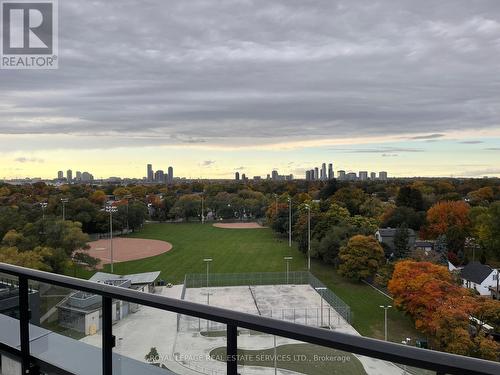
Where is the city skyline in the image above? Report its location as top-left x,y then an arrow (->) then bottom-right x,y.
3,147 -> 500,181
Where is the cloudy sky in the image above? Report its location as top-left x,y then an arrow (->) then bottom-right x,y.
1,0 -> 500,179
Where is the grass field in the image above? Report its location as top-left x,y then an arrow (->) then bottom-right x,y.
210,343 -> 367,375
76,223 -> 422,343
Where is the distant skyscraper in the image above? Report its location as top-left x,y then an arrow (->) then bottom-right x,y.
328,163 -> 334,180
305,170 -> 311,181
379,171 -> 388,180
66,169 -> 72,183
370,172 -> 377,180
57,171 -> 63,179
167,166 -> 173,184
81,172 -> 93,182
147,164 -> 154,182
314,167 -> 319,181
75,171 -> 82,181
155,170 -> 164,183
242,173 -> 247,181
321,163 -> 327,181
347,172 -> 357,180
359,171 -> 368,181
337,170 -> 346,180
272,170 -> 278,181
235,172 -> 240,181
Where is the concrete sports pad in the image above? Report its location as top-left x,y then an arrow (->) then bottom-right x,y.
85,238 -> 172,268
212,222 -> 265,229
179,285 -> 348,333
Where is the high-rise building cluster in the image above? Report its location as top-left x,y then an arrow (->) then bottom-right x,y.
305,162 -> 334,181
57,169 -> 94,183
147,164 -> 174,184
270,170 -> 293,181
235,169 -> 293,181
336,170 -> 388,181
305,163 -> 388,181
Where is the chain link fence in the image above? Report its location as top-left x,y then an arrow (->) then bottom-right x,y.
178,271 -> 351,332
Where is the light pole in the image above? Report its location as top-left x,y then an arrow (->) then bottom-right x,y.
40,202 -> 48,220
304,204 -> 311,271
203,258 -> 213,288
39,202 -> 48,236
60,198 -> 69,221
124,194 -> 132,233
205,290 -> 213,332
105,205 -> 118,273
201,193 -> 205,224
379,305 -> 392,341
315,287 -> 327,327
287,197 -> 292,247
204,258 -> 213,332
284,256 -> 293,284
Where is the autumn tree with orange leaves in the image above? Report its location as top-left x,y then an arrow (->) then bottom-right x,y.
388,260 -> 464,331
424,200 -> 470,239
389,260 -> 500,360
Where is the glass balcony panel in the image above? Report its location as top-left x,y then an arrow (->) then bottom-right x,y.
0,271 -> 21,373
110,284 -> 184,375
29,281 -> 103,375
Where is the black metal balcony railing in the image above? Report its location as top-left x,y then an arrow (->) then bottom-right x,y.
1,262 -> 499,375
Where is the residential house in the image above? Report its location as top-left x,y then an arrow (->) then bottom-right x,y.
460,262 -> 499,297
375,227 -> 416,253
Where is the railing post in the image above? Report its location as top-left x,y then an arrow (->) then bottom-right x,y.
102,296 -> 115,375
227,324 -> 238,375
19,276 -> 32,375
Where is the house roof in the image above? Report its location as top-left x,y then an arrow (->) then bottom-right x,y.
460,262 -> 494,284
415,240 -> 434,248
377,228 -> 416,237
89,271 -> 160,285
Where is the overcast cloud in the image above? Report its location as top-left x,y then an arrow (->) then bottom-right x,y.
1,0 -> 500,150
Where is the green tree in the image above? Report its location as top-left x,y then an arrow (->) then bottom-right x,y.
72,251 -> 99,270
338,235 -> 385,280
393,223 -> 410,259
381,206 -> 425,231
170,194 -> 201,221
435,235 -> 449,265
471,202 -> 500,260
396,186 -> 424,211
332,187 -> 368,215
0,246 -> 53,271
315,225 -> 353,265
145,347 -> 160,363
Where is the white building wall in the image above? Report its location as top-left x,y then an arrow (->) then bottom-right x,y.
84,310 -> 100,335
462,271 -> 498,296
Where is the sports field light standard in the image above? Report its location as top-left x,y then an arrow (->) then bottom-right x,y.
380,305 -> 392,341
303,203 -> 311,271
105,205 -> 118,273
60,198 -> 69,221
284,256 -> 293,284
287,197 -> 292,247
40,202 -> 48,220
203,258 -> 213,288
315,287 -> 327,327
